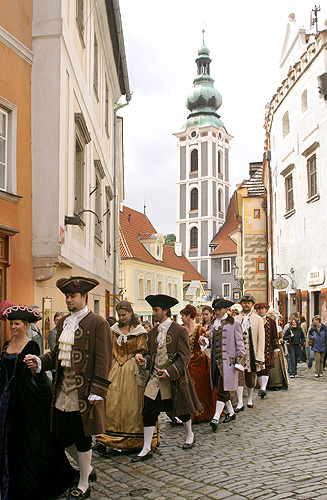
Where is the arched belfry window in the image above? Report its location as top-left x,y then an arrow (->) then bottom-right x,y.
218,150 -> 223,175
190,149 -> 198,172
218,189 -> 223,213
190,227 -> 198,249
282,111 -> 290,138
190,188 -> 198,210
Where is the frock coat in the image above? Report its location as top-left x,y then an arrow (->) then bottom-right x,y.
40,310 -> 112,437
209,315 -> 246,392
144,321 -> 201,417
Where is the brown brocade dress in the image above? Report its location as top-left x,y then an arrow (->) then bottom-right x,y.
188,324 -> 217,423
95,324 -> 159,450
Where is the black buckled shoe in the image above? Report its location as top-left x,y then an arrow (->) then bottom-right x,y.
210,418 -> 219,431
131,450 -> 153,463
258,390 -> 262,397
260,390 -> 266,399
234,406 -> 244,413
247,403 -> 254,408
182,436 -> 195,450
67,487 -> 91,499
223,413 -> 236,423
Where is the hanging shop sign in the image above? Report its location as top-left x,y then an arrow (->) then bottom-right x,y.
272,276 -> 289,290
307,266 -> 325,287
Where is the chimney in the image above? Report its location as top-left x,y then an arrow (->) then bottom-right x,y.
249,162 -> 262,177
175,242 -> 183,257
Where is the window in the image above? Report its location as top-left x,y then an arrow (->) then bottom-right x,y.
76,0 -> 84,39
174,283 -> 178,298
301,90 -> 308,113
0,109 -> 8,191
307,155 -> 317,199
218,189 -> 223,213
217,150 -> 223,176
105,78 -> 109,135
282,111 -> 290,138
256,259 -> 266,273
222,258 -> 231,274
285,174 -> 294,212
157,280 -> 162,294
254,209 -> 261,219
94,170 -> 102,241
146,279 -> 152,296
168,282 -> 172,296
93,32 -> 99,98
74,113 -> 91,217
190,149 -> 198,172
94,299 -> 100,314
105,191 -> 111,255
190,188 -> 198,210
138,278 -> 144,299
222,283 -> 231,299
190,227 -> 198,249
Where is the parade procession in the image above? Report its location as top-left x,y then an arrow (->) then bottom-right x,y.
1,0 -> 327,499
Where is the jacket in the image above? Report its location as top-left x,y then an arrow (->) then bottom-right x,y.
144,321 -> 200,417
40,310 -> 112,437
283,327 -> 305,347
308,324 -> 327,352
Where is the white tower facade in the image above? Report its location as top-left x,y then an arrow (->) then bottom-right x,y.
174,37 -> 232,292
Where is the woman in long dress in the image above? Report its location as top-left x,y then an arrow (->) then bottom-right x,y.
267,312 -> 288,389
0,303 -> 76,500
181,304 -> 216,423
95,301 -> 159,451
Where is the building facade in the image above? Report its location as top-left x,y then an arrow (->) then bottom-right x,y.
0,1 -> 35,342
31,0 -> 131,339
235,163 -> 267,303
174,36 -> 232,294
264,14 -> 327,323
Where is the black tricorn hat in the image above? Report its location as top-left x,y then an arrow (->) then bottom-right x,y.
212,298 -> 234,309
56,276 -> 99,294
145,294 -> 179,309
3,306 -> 42,323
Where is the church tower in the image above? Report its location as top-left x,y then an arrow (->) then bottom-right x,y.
174,33 -> 232,293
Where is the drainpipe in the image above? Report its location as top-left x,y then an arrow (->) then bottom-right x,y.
265,150 -> 274,304
113,101 -> 129,296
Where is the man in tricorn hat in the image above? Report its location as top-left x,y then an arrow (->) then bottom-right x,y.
132,294 -> 200,462
199,298 -> 245,431
234,294 -> 265,410
25,276 -> 112,500
254,302 -> 279,398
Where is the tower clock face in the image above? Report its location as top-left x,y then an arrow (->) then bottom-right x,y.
190,130 -> 197,138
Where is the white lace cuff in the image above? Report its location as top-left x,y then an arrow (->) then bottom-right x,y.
235,363 -> 244,371
35,356 -> 42,373
88,393 -> 102,401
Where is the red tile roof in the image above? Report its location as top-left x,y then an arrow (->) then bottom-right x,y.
120,205 -> 206,282
210,193 -> 241,256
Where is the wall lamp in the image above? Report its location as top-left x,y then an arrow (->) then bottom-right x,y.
64,209 -> 102,228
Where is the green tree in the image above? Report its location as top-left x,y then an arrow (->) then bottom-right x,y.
164,233 -> 176,246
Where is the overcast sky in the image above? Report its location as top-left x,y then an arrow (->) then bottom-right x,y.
118,0 -> 326,235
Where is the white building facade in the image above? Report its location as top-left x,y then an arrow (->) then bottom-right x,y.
265,14 -> 327,322
31,0 -> 131,324
174,38 -> 232,294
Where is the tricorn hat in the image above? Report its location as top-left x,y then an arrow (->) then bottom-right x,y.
212,298 -> 234,309
145,294 -> 179,309
56,276 -> 99,294
239,293 -> 256,304
254,302 -> 269,310
3,305 -> 42,323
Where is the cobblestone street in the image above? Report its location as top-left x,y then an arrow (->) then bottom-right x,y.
59,363 -> 327,500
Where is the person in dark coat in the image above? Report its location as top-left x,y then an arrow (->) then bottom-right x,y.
0,302 -> 76,500
132,294 -> 200,462
308,315 -> 327,377
24,276 -> 112,500
254,303 -> 280,398
283,318 -> 305,378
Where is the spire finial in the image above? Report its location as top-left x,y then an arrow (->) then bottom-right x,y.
202,25 -> 205,45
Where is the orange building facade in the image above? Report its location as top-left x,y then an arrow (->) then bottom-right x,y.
0,1 -> 35,342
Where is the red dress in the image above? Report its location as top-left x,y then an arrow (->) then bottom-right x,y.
188,325 -> 217,423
